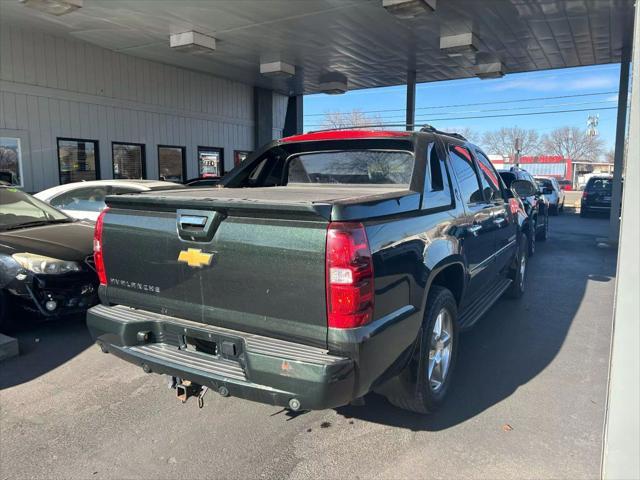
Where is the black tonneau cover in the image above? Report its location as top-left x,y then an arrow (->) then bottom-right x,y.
106,185 -> 421,221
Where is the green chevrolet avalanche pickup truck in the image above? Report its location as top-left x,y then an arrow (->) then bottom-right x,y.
87,128 -> 535,414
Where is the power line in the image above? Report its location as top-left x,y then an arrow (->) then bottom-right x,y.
305,106 -> 619,128
303,90 -> 619,117
367,99 -> 617,121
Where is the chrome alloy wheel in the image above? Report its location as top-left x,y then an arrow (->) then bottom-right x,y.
428,309 -> 453,392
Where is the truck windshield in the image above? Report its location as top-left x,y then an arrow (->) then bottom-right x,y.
287,150 -> 414,186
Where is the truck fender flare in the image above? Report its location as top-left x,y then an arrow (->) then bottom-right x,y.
419,255 -> 467,321
385,256 -> 466,381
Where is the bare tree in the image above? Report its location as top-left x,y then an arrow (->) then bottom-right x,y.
455,127 -> 480,144
321,109 -> 384,130
541,126 -> 604,162
481,127 -> 541,158
605,148 -> 615,163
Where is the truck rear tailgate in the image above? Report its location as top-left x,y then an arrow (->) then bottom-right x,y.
101,205 -> 329,348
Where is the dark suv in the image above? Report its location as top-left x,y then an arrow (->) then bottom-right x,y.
499,167 -> 549,255
581,175 -> 613,217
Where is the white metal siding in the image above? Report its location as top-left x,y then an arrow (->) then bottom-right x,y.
0,25 -> 286,192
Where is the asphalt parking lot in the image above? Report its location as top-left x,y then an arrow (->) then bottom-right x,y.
0,212 -> 617,480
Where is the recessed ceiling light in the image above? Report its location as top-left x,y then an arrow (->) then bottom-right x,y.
170,31 -> 216,55
440,33 -> 479,58
260,61 -> 296,78
382,0 -> 436,19
474,62 -> 505,79
19,0 -> 82,16
319,72 -> 348,95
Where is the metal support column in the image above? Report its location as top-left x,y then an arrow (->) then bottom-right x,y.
608,53 -> 631,242
406,70 -> 416,131
602,4 -> 640,479
254,87 -> 274,149
283,95 -> 303,137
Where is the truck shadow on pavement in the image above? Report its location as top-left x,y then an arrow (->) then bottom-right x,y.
336,214 -> 616,431
0,315 -> 92,390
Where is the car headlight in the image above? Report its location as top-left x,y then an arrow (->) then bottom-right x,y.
11,253 -> 82,275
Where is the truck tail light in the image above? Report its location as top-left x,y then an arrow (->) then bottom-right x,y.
94,207 -> 109,286
326,222 -> 374,329
582,190 -> 589,199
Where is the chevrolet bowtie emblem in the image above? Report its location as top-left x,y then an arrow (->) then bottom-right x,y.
178,248 -> 213,268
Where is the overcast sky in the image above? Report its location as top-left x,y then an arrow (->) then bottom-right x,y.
304,64 -> 623,151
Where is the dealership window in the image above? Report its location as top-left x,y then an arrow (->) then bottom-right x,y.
112,142 -> 145,179
234,150 -> 252,167
0,137 -> 23,186
158,145 -> 186,182
198,147 -> 224,178
57,138 -> 100,185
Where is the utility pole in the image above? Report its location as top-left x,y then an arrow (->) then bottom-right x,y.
406,70 -> 416,131
514,137 -> 521,167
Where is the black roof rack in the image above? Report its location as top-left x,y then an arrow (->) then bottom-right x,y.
419,124 -> 467,141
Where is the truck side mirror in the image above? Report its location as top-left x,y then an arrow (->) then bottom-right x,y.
511,179 -> 536,198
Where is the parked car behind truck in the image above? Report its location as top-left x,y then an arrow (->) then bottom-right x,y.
581,175 -> 614,217
87,128 -> 536,414
35,180 -> 185,222
1,186 -> 98,330
499,167 -> 549,255
535,176 -> 565,215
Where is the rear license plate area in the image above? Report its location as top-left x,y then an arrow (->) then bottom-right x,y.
163,323 -> 244,362
184,336 -> 217,355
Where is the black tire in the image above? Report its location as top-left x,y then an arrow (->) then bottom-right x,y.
507,236 -> 528,299
559,201 -> 564,213
580,208 -> 588,218
550,203 -> 559,216
536,213 -> 548,241
387,286 -> 459,414
0,291 -> 10,333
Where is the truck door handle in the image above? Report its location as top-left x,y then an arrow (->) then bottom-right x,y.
493,217 -> 506,226
467,224 -> 482,236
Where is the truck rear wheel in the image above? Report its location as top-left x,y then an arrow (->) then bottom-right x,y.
387,286 -> 458,414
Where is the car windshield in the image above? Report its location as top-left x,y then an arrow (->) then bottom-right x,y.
0,187 -> 71,231
536,178 -> 553,189
287,150 -> 414,186
588,178 -> 612,191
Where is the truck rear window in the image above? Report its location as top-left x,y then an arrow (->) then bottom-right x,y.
287,150 -> 414,186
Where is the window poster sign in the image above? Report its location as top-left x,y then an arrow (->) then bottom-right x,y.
198,147 -> 223,178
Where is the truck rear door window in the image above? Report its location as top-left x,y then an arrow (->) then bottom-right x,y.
449,146 -> 484,204
287,150 -> 414,186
